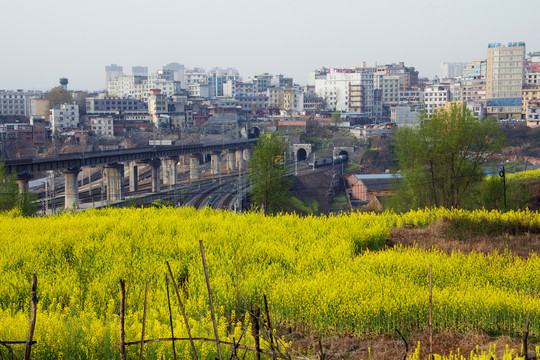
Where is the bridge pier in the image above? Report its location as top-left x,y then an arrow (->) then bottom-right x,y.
149,159 -> 161,193
243,148 -> 251,164
104,163 -> 125,201
163,157 -> 178,187
189,154 -> 200,181
236,149 -> 244,170
211,151 -> 221,175
129,162 -> 138,192
227,149 -> 236,172
16,175 -> 31,194
63,167 -> 81,209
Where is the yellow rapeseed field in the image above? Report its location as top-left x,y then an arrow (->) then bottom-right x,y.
0,207 -> 539,358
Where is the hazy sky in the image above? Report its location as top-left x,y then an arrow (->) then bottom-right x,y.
1,0 -> 539,92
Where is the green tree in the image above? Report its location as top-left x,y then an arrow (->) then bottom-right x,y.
46,86 -> 73,108
247,133 -> 291,214
330,110 -> 341,131
394,103 -> 503,210
0,163 -> 18,211
0,163 -> 37,216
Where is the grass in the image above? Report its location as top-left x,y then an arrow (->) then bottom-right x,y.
329,191 -> 350,212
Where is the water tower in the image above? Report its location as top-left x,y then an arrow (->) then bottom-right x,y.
59,78 -> 69,90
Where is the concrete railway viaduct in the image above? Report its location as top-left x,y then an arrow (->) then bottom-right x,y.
4,139 -> 256,209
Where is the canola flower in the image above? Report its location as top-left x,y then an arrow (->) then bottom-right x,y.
0,207 -> 538,358
405,342 -> 540,360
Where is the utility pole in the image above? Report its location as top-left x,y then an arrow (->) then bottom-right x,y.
50,172 -> 56,214
44,178 -> 48,215
238,161 -> 242,213
499,166 -> 507,212
88,169 -> 92,197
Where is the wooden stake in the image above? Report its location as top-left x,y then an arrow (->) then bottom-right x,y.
429,264 -> 433,360
523,313 -> 530,360
199,240 -> 223,360
24,274 -> 37,360
395,328 -> 408,360
166,261 -> 198,360
119,279 -> 126,360
251,307 -> 261,360
140,282 -> 148,360
318,339 -> 325,360
166,276 -> 177,360
264,295 -> 277,360
113,336 -> 307,359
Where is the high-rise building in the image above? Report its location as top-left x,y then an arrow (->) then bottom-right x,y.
375,62 -> 418,89
49,104 -> 80,133
486,42 -> 526,119
105,64 -> 124,86
185,68 -> 208,97
163,63 -> 186,88
423,85 -> 450,115
314,67 -> 374,117
207,68 -> 241,97
374,73 -> 400,103
440,62 -> 467,79
132,66 -> 148,76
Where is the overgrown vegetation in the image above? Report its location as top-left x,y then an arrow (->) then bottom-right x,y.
0,163 -> 37,216
286,196 -> 319,215
247,132 -> 292,214
392,103 -> 503,211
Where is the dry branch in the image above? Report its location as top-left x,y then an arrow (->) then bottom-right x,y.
112,337 -> 312,360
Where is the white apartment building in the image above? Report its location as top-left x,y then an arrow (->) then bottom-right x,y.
249,73 -> 273,92
399,89 -> 422,103
525,72 -> 540,86
107,75 -> 147,98
223,80 -> 255,97
235,94 -> 268,112
423,86 -> 450,115
105,64 -> 123,85
314,69 -> 374,116
185,68 -> 208,96
375,74 -> 400,103
440,62 -> 467,79
188,83 -> 215,98
391,105 -> 419,127
90,117 -> 114,137
50,104 -> 80,133
526,101 -> 540,127
465,101 -> 487,119
267,87 -> 304,115
107,71 -> 181,99
0,90 -> 42,116
449,82 -> 463,102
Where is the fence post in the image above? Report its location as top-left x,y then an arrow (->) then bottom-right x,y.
24,274 -> 38,360
139,282 -> 148,360
119,279 -> 126,360
166,276 -> 177,360
199,240 -> 223,360
250,307 -> 261,360
264,295 -> 277,360
166,261 -> 198,360
429,264 -> 433,360
523,313 -> 530,360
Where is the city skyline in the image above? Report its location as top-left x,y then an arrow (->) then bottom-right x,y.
1,0 -> 539,91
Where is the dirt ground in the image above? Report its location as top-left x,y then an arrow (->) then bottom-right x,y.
282,328 -> 531,360
280,222 -> 540,360
388,219 -> 540,259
